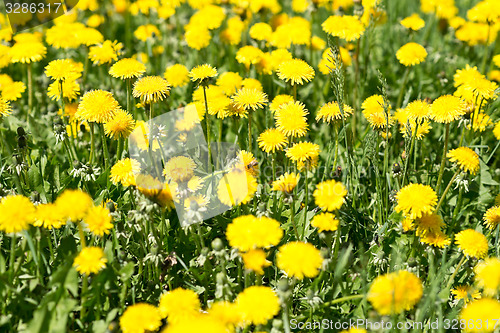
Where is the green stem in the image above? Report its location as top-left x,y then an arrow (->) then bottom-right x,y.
89,123 -> 95,164
99,124 -> 110,170
435,123 -> 450,194
396,67 -> 410,109
302,168 -> 309,240
203,86 -> 212,169
291,195 -> 299,240
247,112 -> 252,152
445,255 -> 466,291
9,234 -> 16,281
435,169 -> 460,212
27,63 -> 33,122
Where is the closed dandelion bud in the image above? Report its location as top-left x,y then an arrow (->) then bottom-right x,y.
216,272 -> 225,284
408,257 -> 417,267
402,150 -> 407,160
16,126 -> 26,136
320,247 -> 330,259
30,190 -> 40,203
277,278 -> 289,292
211,238 -> 224,251
306,289 -> 315,301
17,135 -> 26,149
272,319 -> 284,330
79,123 -> 87,133
392,162 -> 401,176
106,201 -> 116,213
201,247 -> 210,256
334,166 -> 342,179
107,322 -> 118,333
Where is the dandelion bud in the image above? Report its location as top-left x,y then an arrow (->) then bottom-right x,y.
277,278 -> 289,292
272,319 -> 284,330
16,126 -> 26,136
106,201 -> 116,213
211,238 -> 224,251
30,190 -> 40,202
17,135 -> 27,149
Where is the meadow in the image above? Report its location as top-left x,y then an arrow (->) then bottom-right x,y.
1,0 -> 500,332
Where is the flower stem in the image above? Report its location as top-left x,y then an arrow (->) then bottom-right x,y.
99,124 -> 110,170
247,112 -> 253,152
435,169 -> 460,212
89,123 -> 95,164
436,123 -> 450,194
291,195 -> 300,240
203,86 -> 212,169
445,255 -> 466,291
27,63 -> 33,122
302,168 -> 309,240
396,67 -> 410,109
9,234 -> 16,281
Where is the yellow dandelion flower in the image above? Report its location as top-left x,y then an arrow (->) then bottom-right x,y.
109,58 -> 146,80
316,101 -> 354,123
217,169 -> 257,206
84,205 -> 113,237
241,249 -> 271,275
55,189 -> 93,221
277,59 -> 315,86
236,286 -> 280,326
361,94 -> 394,129
475,257 -> 500,296
400,13 -> 425,31
216,72 -> 243,96
163,156 -> 196,182
313,179 -> 348,211
419,230 -> 451,248
447,147 -> 480,174
76,90 -> 120,123
185,25 -> 211,50
207,301 -> 243,328
414,213 -> 444,237
120,303 -> 162,333
275,101 -> 309,137
158,288 -> 201,322
0,195 -> 35,233
231,88 -> 268,111
395,183 -> 437,219
271,171 -> 298,194
250,22 -> 273,41
34,203 -> 66,229
277,241 -> 323,279
104,109 -> 135,139
430,95 -> 467,123
226,215 -> 283,251
236,45 -> 264,69
47,79 -> 80,102
405,100 -> 431,121
269,94 -> 294,113
164,64 -> 189,88
455,229 -> 488,259
9,41 -> 46,63
483,206 -> 500,230
460,298 -> 500,333
0,98 -> 11,118
311,212 -> 340,232
133,76 -> 171,104
450,285 -> 481,304
367,270 -> 423,315
134,24 -> 161,41
396,42 -> 427,66
89,40 -> 122,65
1,81 -> 25,102
189,64 -> 217,84
110,158 -> 140,187
45,59 -> 82,82
258,128 -> 287,154
322,15 -> 365,41
286,141 -> 320,170
73,247 -> 107,275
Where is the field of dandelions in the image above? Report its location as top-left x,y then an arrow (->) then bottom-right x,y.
1,0 -> 500,332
